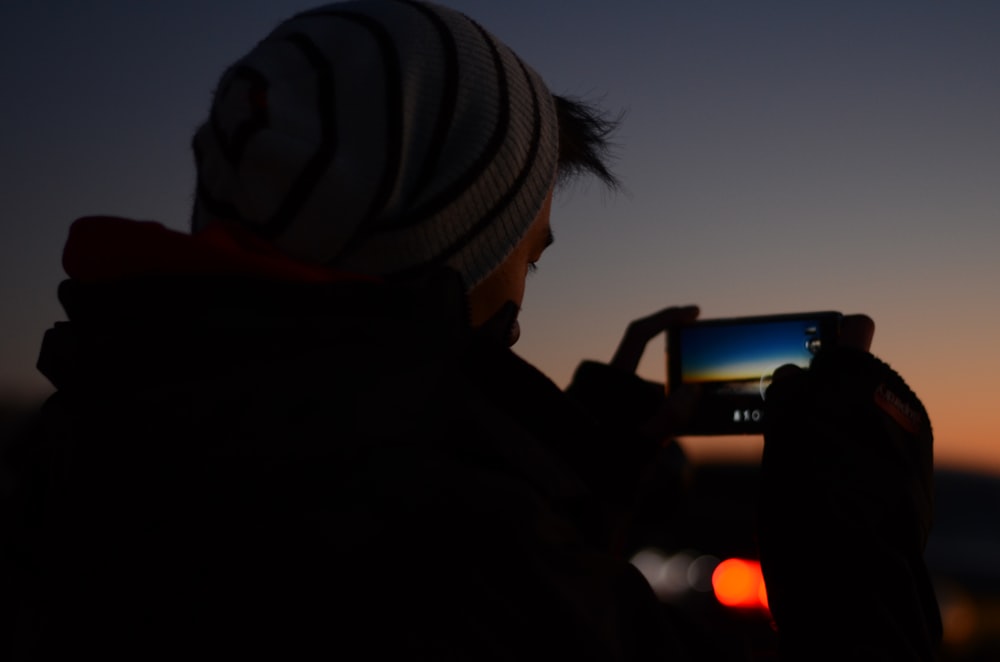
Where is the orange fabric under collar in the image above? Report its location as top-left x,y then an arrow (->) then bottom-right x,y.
62,216 -> 379,284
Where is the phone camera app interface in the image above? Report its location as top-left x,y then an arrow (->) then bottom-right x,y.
681,319 -> 825,427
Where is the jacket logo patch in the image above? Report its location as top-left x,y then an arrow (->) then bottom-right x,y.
874,383 -> 922,435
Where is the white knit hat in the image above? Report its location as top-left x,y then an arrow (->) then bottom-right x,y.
191,0 -> 559,289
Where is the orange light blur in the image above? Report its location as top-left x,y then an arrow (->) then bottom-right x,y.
757,573 -> 769,610
712,558 -> 769,612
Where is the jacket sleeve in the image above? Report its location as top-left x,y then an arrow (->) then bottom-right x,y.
563,361 -> 674,505
562,360 -> 692,555
758,348 -> 942,660
565,360 -> 667,433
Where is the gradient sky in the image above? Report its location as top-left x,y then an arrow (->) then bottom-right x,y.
3,1 -> 999,472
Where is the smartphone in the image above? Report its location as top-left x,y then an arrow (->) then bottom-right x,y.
666,311 -> 842,435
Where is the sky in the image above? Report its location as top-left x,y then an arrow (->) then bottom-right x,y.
2,0 -> 999,473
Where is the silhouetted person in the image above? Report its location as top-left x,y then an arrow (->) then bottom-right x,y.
2,2 -> 940,659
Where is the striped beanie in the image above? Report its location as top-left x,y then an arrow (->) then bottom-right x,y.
191,0 -> 559,289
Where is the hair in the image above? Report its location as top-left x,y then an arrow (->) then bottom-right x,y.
554,94 -> 622,192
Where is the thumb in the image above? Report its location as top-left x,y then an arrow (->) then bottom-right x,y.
840,314 -> 875,352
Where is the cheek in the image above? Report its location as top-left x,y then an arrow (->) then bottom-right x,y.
496,258 -> 530,306
467,258 -> 529,326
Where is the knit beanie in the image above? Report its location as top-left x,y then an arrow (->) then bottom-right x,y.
191,0 -> 559,290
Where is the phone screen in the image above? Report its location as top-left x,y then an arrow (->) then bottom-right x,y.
668,312 -> 841,435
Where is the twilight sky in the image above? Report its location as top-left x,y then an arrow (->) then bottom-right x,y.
2,0 -> 999,472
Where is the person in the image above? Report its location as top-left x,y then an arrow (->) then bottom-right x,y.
1,1 -> 940,659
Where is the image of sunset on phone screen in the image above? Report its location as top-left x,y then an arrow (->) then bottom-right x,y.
680,319 -> 824,383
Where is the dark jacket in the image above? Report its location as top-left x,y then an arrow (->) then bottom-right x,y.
3,217 -> 941,660
3,218 -> 687,661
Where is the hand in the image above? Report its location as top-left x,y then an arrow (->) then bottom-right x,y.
759,312 -> 941,657
610,305 -> 699,373
771,313 -> 875,383
608,305 -> 699,442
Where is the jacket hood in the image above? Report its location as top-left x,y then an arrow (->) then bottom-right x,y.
39,218 -> 481,393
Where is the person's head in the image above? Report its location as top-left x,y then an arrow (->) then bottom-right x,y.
191,0 -> 617,339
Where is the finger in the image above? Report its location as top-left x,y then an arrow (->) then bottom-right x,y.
771,363 -> 803,384
840,314 -> 875,352
610,305 -> 699,372
631,305 -> 701,337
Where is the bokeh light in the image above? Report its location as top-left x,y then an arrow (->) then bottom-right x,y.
712,558 -> 769,612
